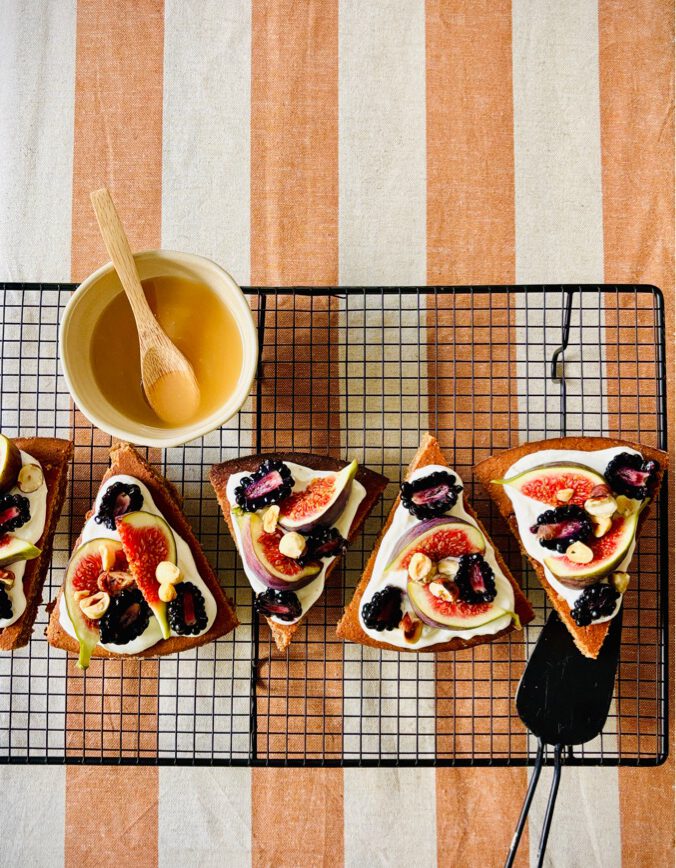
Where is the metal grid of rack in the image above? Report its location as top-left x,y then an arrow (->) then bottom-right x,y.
0,284 -> 667,766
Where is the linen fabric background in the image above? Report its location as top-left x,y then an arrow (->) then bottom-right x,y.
0,1 -> 673,866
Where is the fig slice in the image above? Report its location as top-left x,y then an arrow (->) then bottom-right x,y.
0,534 -> 40,569
0,435 -> 21,493
239,512 -> 321,590
116,511 -> 177,640
407,579 -> 509,631
278,459 -> 358,533
493,462 -> 606,507
543,512 -> 638,587
64,537 -> 126,669
385,517 -> 485,574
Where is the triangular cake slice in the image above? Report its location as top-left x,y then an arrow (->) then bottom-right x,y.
210,452 -> 388,652
0,435 -> 72,650
337,433 -> 533,652
475,436 -> 667,658
47,443 -> 237,667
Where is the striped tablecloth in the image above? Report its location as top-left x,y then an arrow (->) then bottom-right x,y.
1,1 -> 673,866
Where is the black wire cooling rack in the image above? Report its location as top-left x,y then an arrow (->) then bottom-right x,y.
0,284 -> 668,767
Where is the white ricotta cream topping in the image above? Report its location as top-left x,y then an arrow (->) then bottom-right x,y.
226,461 -> 366,625
502,447 -> 641,624
0,450 -> 49,628
358,465 -> 515,650
59,474 -> 217,654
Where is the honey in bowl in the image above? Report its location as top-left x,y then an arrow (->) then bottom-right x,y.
90,275 -> 243,428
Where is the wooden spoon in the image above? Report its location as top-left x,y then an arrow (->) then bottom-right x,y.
90,188 -> 200,426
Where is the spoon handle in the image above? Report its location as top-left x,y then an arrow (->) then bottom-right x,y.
90,188 -> 158,345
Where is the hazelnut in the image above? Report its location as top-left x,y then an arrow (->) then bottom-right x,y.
584,484 -> 617,518
408,552 -> 434,583
98,540 -> 118,572
279,532 -> 307,560
556,488 -> 574,503
565,541 -> 594,564
611,572 -> 630,594
17,463 -> 43,493
262,505 -> 280,534
591,514 -> 613,538
400,612 -> 423,644
615,495 -> 641,517
0,569 -> 15,590
428,580 -> 459,602
159,583 -> 177,602
155,561 -> 182,584
79,591 -> 110,620
436,557 -> 459,579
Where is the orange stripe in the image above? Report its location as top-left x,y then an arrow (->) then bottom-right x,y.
426,0 -> 515,284
70,0 -> 164,281
250,0 -> 342,863
599,1 -> 675,865
426,2 -> 528,865
67,1 -> 164,864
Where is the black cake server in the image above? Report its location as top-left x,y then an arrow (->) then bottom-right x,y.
505,607 -> 623,868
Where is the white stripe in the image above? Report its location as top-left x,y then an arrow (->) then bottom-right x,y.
0,766 -> 65,865
0,0 -> 76,281
161,0 -> 251,286
344,767 -> 436,868
158,767 -> 251,867
338,0 -> 426,285
338,0 -> 432,765
512,3 -> 621,865
512,0 -> 604,283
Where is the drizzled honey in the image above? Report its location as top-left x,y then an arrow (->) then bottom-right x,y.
90,275 -> 243,428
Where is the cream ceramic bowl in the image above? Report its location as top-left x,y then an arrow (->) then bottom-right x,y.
59,250 -> 257,448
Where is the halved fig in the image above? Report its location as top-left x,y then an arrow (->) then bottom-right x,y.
604,452 -> 659,500
407,579 -> 509,631
493,462 -> 605,507
529,504 -> 592,553
64,537 -> 126,669
116,511 -> 177,640
0,534 -> 40,569
400,470 -> 462,520
0,435 -> 21,492
544,512 -> 638,588
278,459 -> 358,533
239,512 -> 321,590
385,517 -> 485,573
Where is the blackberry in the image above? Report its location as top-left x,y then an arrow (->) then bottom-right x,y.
95,482 -> 143,530
168,582 -> 208,636
604,452 -> 659,500
454,553 -> 497,604
234,460 -> 294,512
0,493 -> 30,535
301,525 -> 347,563
361,586 -> 403,631
255,588 -> 302,622
99,588 -> 151,645
571,583 -> 620,627
0,585 -> 12,620
400,470 -> 462,520
529,504 -> 592,553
